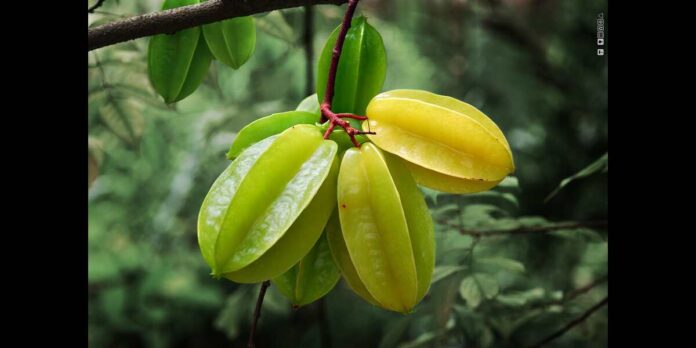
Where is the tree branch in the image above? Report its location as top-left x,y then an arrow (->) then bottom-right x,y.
444,220 -> 607,238
527,296 -> 608,348
524,275 -> 607,312
88,0 -> 108,14
88,0 -> 348,51
248,281 -> 271,348
558,275 -> 607,304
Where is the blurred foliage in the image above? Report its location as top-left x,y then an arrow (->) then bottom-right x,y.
88,0 -> 608,347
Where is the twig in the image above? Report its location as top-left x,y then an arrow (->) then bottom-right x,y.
321,0 -> 359,113
527,296 -> 608,348
523,275 -> 607,312
248,281 -> 271,348
88,0 -> 348,51
319,0 -> 375,146
559,275 -> 608,304
445,220 -> 607,238
88,0 -> 108,14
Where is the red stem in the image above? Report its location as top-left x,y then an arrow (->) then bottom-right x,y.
320,0 -> 374,147
322,0 -> 359,110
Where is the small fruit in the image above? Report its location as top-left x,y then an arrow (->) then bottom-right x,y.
273,231 -> 341,307
202,16 -> 256,69
364,89 -> 515,193
227,111 -> 320,160
198,125 -> 338,283
326,210 -> 379,306
333,142 -> 434,313
317,17 -> 386,118
148,0 -> 212,103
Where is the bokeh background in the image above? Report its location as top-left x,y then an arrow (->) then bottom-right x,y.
88,0 -> 608,347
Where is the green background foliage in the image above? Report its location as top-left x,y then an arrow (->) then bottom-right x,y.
88,0 -> 608,347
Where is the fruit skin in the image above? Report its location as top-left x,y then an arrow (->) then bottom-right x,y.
198,125 -> 338,283
148,0 -> 212,104
202,16 -> 256,69
272,231 -> 341,307
226,111 -> 320,160
325,210 -> 379,306
364,89 -> 515,193
334,142 -> 435,313
317,16 -> 386,119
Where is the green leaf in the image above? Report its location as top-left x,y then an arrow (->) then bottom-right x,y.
100,286 -> 126,325
214,287 -> 254,340
88,253 -> 119,283
474,273 -> 499,299
88,136 -> 104,188
203,16 -> 256,69
317,16 -> 387,117
466,191 -> 519,209
148,0 -> 212,103
495,293 -> 527,307
398,318 -> 455,348
217,60 -> 252,100
432,203 -> 459,218
296,94 -> 321,115
272,232 -> 341,307
496,176 -> 520,190
260,286 -> 291,316
477,257 -> 525,274
545,152 -> 608,202
419,186 -> 441,205
99,98 -> 144,145
496,288 -> 546,307
398,332 -> 438,348
255,10 -> 295,43
431,265 -> 466,284
457,204 -> 510,229
379,316 -> 412,348
460,276 -> 482,308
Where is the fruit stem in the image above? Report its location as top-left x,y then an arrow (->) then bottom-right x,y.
247,280 -> 270,348
322,0 -> 359,113
320,0 -> 374,147
321,103 -> 375,147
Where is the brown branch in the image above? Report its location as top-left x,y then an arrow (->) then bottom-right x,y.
88,0 -> 108,14
523,275 -> 607,312
88,0 -> 348,51
527,296 -> 608,348
559,275 -> 607,304
445,220 -> 607,238
248,281 -> 271,348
